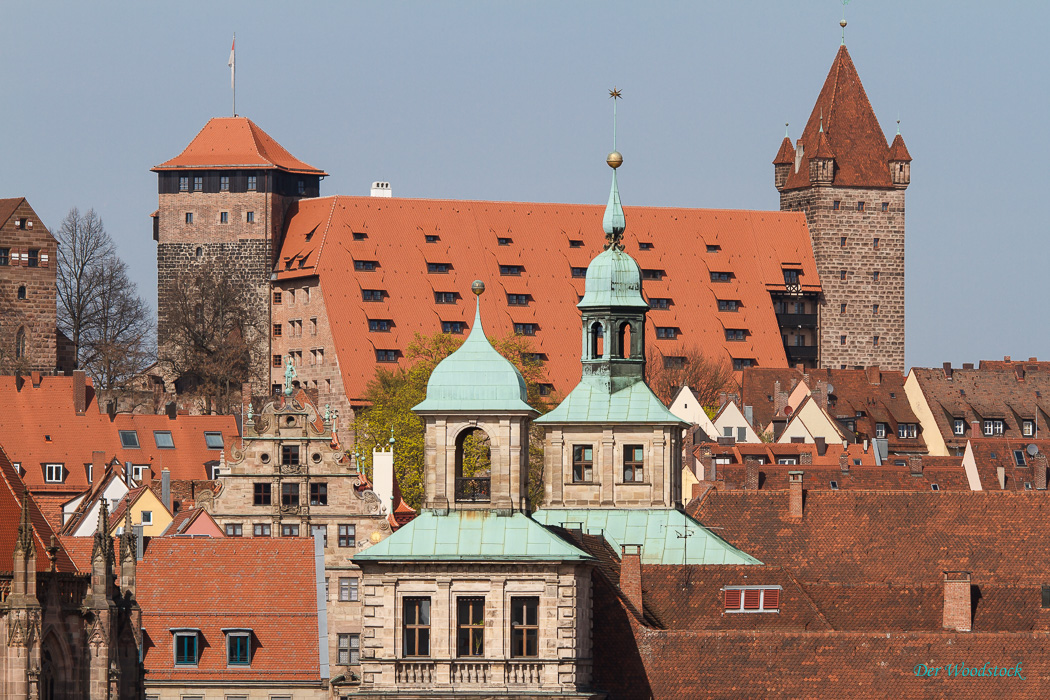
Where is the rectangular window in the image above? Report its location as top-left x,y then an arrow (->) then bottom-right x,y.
310,482 -> 328,506
954,419 -> 965,436
434,291 -> 457,304
220,176 -> 230,192
983,420 -> 993,436
426,262 -> 450,273
641,269 -> 664,280
638,242 -> 653,250
873,270 -> 880,282
649,297 -> 671,309
840,236 -> 847,247
724,587 -> 781,612
247,175 -> 257,191
273,323 -> 282,337
154,431 -> 174,449
352,232 -> 367,241
507,294 -> 529,306
403,598 -> 431,657
839,270 -> 847,280
873,303 -> 880,315
873,237 -> 880,249
282,445 -> 300,465
425,234 -> 439,243
569,239 -> 584,248
725,329 -> 746,341
355,260 -> 377,271
273,291 -> 282,305
857,201 -> 866,212
338,633 -> 360,665
711,271 -> 731,282
225,523 -> 242,537
707,244 -> 721,253
442,321 -> 465,334
45,464 -> 64,483
185,212 -> 194,224
27,249 -> 38,267
875,423 -> 887,439
873,336 -> 880,347
571,267 -> 587,278
227,633 -> 249,665
656,327 -> 678,339
298,180 -> 306,195
253,483 -> 271,506
193,176 -> 203,192
832,200 -> 840,210
623,445 -> 644,482
457,597 -> 485,657
993,420 -> 1004,435
514,323 -> 536,336
282,482 -> 300,507
840,335 -> 847,346
310,318 -> 317,335
572,445 -> 593,482
273,354 -> 282,368
663,356 -> 685,369
363,289 -> 385,302
369,319 -> 391,332
174,632 -> 198,665
338,524 -> 356,547
253,523 -> 271,537
897,423 -> 918,439
119,430 -> 140,449
782,269 -> 799,286
339,577 -> 359,602
179,176 -> 189,192
204,432 -> 224,449
881,202 -> 889,212
376,349 -> 398,362
1023,420 -> 1035,437
732,358 -> 754,370
510,597 -> 539,657
499,265 -> 522,276
246,211 -> 255,223
281,523 -> 299,537
1015,450 -> 1027,467
718,300 -> 738,311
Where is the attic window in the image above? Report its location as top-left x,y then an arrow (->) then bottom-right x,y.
732,359 -> 754,370
1043,585 -> 1050,609
355,260 -> 377,271
205,432 -> 224,449
1014,450 -> 1026,467
830,480 -> 839,490
425,235 -> 439,243
172,630 -> 200,666
706,245 -> 721,253
639,242 -> 653,251
498,237 -> 512,246
711,271 -> 732,282
571,267 -> 587,278
353,232 -> 367,241
427,262 -> 451,274
724,586 -> 781,613
931,484 -> 940,492
649,298 -> 671,309
45,464 -> 64,483
119,431 -> 140,449
154,431 -> 175,449
641,269 -> 664,280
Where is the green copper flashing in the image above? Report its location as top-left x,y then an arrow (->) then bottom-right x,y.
536,378 -> 684,424
413,294 -> 535,414
353,510 -> 593,562
532,508 -> 762,566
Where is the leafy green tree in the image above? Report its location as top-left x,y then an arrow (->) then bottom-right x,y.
352,331 -> 553,510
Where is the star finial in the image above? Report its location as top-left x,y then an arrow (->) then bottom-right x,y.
609,87 -> 622,100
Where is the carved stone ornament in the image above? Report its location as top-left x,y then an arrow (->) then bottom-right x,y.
195,489 -> 215,512
228,442 -> 245,465
280,463 -> 304,475
7,616 -> 27,647
279,504 -> 301,516
88,616 -> 107,655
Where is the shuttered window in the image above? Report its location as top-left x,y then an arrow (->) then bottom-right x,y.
724,589 -> 741,610
743,589 -> 761,610
724,587 -> 781,613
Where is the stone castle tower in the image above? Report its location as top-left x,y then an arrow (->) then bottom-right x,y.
152,117 -> 325,391
775,44 -> 911,372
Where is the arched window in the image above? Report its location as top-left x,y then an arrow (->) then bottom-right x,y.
15,327 -> 26,359
17,285 -> 26,300
195,246 -> 203,259
454,428 -> 491,502
618,322 -> 632,359
590,322 -> 604,359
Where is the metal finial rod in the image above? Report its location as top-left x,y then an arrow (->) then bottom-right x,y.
785,122 -> 790,138
609,88 -> 622,150
841,0 -> 850,45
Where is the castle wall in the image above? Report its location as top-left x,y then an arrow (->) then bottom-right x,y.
0,200 -> 57,373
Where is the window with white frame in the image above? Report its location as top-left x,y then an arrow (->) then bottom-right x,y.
724,586 -> 781,613
140,511 -> 153,526
133,465 -> 148,482
45,464 -> 64,483
954,419 -> 965,436
897,423 -> 918,439
1023,420 -> 1035,437
875,423 -> 886,439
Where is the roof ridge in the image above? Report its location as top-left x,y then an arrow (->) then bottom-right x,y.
313,196 -> 340,269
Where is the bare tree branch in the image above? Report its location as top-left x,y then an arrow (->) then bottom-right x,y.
56,207 -> 114,368
645,343 -> 736,407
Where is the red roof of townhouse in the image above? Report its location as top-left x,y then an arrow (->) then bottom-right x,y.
0,374 -> 237,520
0,446 -> 76,573
780,45 -> 904,191
275,196 -> 820,402
153,117 -> 327,175
137,538 -> 321,684
966,437 -> 1050,491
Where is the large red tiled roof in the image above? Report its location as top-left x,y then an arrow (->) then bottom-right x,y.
782,45 -> 894,190
0,375 -> 237,509
137,538 -> 320,683
0,446 -> 76,573
153,117 -> 327,175
277,196 -> 821,402
691,490 -> 1050,585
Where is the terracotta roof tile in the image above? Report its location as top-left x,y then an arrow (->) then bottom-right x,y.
967,438 -> 1050,491
0,446 -> 76,572
278,197 -> 821,401
772,136 -> 795,165
888,132 -> 912,162
153,117 -> 326,175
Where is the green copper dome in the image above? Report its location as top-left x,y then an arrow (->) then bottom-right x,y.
412,296 -> 534,413
578,247 -> 649,309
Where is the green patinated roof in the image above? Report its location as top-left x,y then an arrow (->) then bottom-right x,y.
532,508 -> 762,566
577,248 -> 649,309
536,377 -> 685,424
413,298 -> 535,413
353,510 -> 593,562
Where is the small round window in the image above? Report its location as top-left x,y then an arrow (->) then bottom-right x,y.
286,416 -> 295,426
312,452 -> 322,464
260,453 -> 271,464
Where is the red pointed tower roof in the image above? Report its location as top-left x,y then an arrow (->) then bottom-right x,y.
888,132 -> 912,162
773,136 -> 795,165
813,129 -> 836,159
153,117 -> 327,175
782,45 -> 892,190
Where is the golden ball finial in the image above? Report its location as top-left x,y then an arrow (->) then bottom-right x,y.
471,280 -> 485,296
607,151 -> 623,169
840,18 -> 847,28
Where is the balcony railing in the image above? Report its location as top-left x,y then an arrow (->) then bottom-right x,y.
776,313 -> 818,329
784,345 -> 818,360
455,477 -> 491,502
395,661 -> 435,684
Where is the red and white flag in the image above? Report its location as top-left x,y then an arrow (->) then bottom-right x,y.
228,36 -> 235,88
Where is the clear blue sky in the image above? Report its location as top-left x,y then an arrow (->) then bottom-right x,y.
2,1 -> 1047,371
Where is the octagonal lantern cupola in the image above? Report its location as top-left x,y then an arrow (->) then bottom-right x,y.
412,282 -> 538,513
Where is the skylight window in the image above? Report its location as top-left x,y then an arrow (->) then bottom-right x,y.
205,432 -> 224,449
119,431 -> 140,449
154,431 -> 175,449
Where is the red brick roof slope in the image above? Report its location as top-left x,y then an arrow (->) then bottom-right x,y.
968,438 -> 1050,491
888,132 -> 913,162
772,136 -> 795,165
713,462 -> 969,492
277,196 -> 820,401
137,538 -> 320,682
692,490 -> 1050,585
783,45 -> 894,190
0,197 -> 25,225
153,117 -> 327,175
0,375 -> 237,502
628,630 -> 1050,698
0,446 -> 76,572
911,361 -> 1050,452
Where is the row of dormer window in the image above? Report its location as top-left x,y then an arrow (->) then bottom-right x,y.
184,211 -> 255,224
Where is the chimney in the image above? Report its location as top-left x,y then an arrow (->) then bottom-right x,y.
942,362 -> 953,380
909,456 -> 924,477
865,366 -> 881,386
31,371 -> 42,387
1014,365 -> 1025,382
788,471 -> 804,518
813,437 -> 826,457
773,381 -> 786,416
1004,356 -> 1011,363
1034,453 -> 1048,491
161,468 -> 171,512
135,525 -> 144,562
970,420 -> 981,437
719,392 -> 728,407
699,453 -> 715,481
839,451 -> 850,475
997,465 -> 1006,490
73,370 -> 86,415
799,450 -> 813,466
962,363 -> 974,370
91,451 -> 105,483
942,572 -> 972,632
744,458 -> 760,490
619,545 -> 644,612
691,481 -> 715,503
370,181 -> 392,197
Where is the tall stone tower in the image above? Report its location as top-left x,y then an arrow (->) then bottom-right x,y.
775,44 -> 911,372
152,117 -> 326,392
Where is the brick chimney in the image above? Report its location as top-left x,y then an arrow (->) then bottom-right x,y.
744,458 -> 760,490
91,451 -> 105,484
788,471 -> 804,518
620,545 -> 644,613
942,572 -> 972,632
1014,365 -> 1025,382
970,420 -> 981,437
815,436 -> 827,457
909,456 -> 924,477
1034,453 -> 1047,491
73,370 -> 86,415
774,381 -> 786,416
962,363 -> 974,370
839,451 -> 850,475
942,362 -> 953,380
800,450 -> 813,466
865,366 -> 881,386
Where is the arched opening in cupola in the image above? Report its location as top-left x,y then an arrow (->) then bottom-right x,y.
590,322 -> 604,359
454,427 -> 491,502
619,322 -> 633,359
